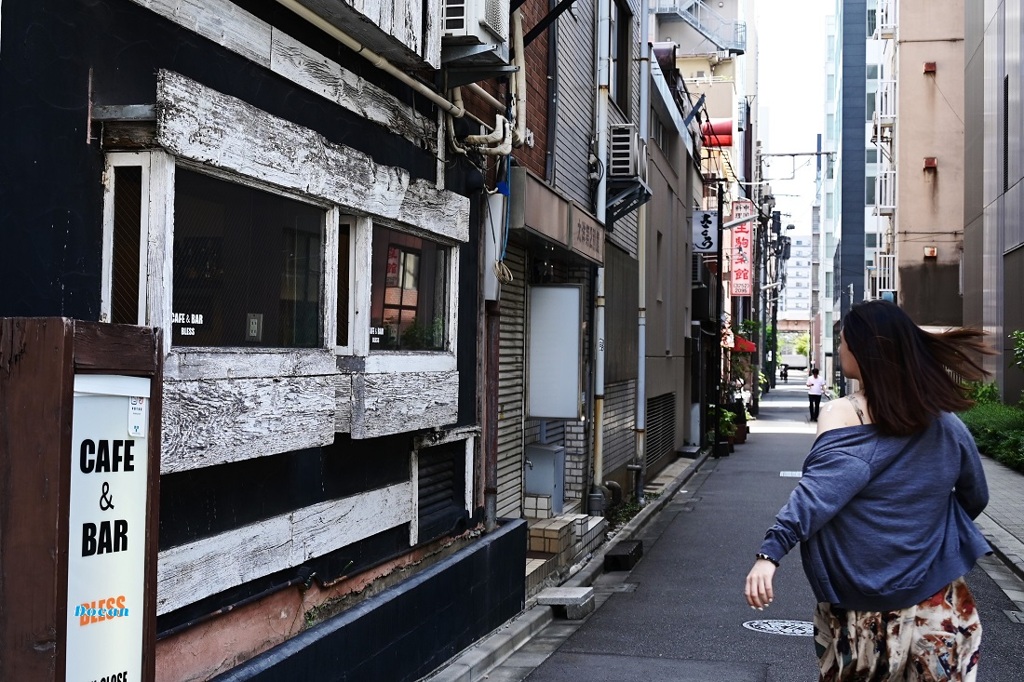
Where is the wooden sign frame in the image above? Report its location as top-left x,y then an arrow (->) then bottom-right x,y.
0,318 -> 162,681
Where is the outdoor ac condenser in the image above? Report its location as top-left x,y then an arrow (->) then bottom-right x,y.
524,444 -> 565,515
442,0 -> 509,44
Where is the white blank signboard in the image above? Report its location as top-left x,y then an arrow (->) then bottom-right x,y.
528,285 -> 582,419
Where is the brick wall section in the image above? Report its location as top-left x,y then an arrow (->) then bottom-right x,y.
514,0 -> 550,177
564,421 -> 587,500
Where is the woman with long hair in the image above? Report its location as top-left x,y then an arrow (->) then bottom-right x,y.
745,300 -> 993,681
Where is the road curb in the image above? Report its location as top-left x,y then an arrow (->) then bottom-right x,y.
423,449 -> 712,681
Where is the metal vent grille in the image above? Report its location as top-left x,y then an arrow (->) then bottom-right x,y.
691,253 -> 707,285
609,124 -> 638,178
482,0 -> 508,41
443,0 -> 468,34
646,393 -> 676,467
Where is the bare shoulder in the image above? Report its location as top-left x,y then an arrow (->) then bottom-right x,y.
816,397 -> 864,435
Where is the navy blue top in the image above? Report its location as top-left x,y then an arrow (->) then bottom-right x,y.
759,412 -> 991,611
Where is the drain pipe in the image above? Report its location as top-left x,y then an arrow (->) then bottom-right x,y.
589,0 -> 611,516
275,0 -> 465,117
634,4 -> 651,506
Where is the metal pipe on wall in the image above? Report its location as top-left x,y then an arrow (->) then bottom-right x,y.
590,0 -> 611,508
634,3 -> 651,504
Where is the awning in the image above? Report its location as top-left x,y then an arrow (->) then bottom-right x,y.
732,334 -> 756,353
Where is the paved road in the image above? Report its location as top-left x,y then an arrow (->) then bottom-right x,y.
489,381 -> 1024,681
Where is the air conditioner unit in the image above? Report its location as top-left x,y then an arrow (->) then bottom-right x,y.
609,124 -> 640,179
691,253 -> 708,286
443,0 -> 509,44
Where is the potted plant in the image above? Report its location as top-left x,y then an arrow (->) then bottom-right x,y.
707,406 -> 738,456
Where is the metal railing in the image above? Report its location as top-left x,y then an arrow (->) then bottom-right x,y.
651,0 -> 747,55
876,170 -> 896,216
876,79 -> 896,127
876,0 -> 897,39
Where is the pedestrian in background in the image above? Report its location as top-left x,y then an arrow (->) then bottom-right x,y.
806,367 -> 826,421
745,300 -> 992,681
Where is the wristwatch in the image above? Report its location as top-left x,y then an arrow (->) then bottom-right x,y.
755,553 -> 779,566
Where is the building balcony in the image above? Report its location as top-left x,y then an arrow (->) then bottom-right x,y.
652,0 -> 747,55
876,79 -> 896,128
875,170 -> 896,216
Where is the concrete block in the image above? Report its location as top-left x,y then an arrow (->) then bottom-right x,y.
536,586 -> 594,606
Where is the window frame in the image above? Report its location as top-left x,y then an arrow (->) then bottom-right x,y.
101,153 -> 153,327
368,221 -> 458,356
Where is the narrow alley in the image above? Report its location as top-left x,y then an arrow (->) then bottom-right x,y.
431,377 -> 1024,681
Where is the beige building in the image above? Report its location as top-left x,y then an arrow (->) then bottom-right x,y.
873,0 -> 965,327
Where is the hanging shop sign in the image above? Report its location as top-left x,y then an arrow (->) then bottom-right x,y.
66,375 -> 151,682
730,199 -> 755,296
693,210 -> 717,253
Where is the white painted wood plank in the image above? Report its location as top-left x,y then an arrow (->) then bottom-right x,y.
157,481 -> 415,614
163,348 -> 337,381
323,207 -> 340,356
351,216 -> 373,357
148,151 -> 176,357
352,370 -> 459,438
156,71 -> 469,243
161,374 -> 338,473
362,352 -> 457,373
129,0 -> 434,149
132,0 -> 272,66
268,28 -> 434,151
422,0 -> 442,68
335,373 -> 353,432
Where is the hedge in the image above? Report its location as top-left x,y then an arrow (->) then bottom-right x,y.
958,402 -> 1024,473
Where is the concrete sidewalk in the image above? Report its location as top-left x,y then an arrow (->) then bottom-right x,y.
423,380 -> 1024,681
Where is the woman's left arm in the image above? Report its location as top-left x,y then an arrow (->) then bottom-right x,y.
955,432 -> 989,519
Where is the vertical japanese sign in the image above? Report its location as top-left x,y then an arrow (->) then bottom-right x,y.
730,200 -> 754,296
692,210 -> 717,254
66,375 -> 150,682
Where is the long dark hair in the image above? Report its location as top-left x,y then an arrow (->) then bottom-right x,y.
842,300 -> 991,436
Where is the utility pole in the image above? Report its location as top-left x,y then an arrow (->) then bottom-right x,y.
713,181 -> 724,457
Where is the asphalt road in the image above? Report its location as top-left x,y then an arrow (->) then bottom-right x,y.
522,382 -> 1024,681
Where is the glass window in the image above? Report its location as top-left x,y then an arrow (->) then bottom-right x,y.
866,148 -> 878,164
111,166 -> 144,325
866,233 -> 878,248
370,225 -> 449,351
867,9 -> 877,37
866,174 -> 876,205
337,223 -> 351,347
173,168 -> 325,348
609,0 -> 631,112
867,65 -> 879,81
866,93 -> 876,121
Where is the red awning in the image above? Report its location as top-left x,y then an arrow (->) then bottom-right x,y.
732,334 -> 756,353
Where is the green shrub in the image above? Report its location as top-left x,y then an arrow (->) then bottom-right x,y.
965,381 -> 1000,405
959,402 -> 1024,473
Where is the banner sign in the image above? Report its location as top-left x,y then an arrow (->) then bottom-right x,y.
66,375 -> 151,682
692,210 -> 717,253
730,200 -> 755,296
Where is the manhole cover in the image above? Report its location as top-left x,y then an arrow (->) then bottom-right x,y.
779,471 -> 802,478
1004,610 -> 1024,624
743,619 -> 814,636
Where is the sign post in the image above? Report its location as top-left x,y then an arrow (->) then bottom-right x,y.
0,319 -> 161,682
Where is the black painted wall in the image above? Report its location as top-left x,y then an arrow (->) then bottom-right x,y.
2,0 -> 486,635
0,0 -> 447,317
212,519 -> 527,682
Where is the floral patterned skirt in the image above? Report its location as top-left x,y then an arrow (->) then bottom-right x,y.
813,578 -> 982,681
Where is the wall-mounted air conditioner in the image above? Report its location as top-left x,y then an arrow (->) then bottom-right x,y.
691,253 -> 708,286
443,0 -> 509,45
609,124 -> 641,179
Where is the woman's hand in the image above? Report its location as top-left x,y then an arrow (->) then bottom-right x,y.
745,559 -> 776,609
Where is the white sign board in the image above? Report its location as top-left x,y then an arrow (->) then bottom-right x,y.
66,375 -> 151,682
528,286 -> 582,419
692,210 -> 717,253
729,199 -> 755,296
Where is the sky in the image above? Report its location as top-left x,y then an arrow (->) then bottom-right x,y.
754,0 -> 830,236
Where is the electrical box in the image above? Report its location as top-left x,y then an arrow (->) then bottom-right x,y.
524,444 -> 565,515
